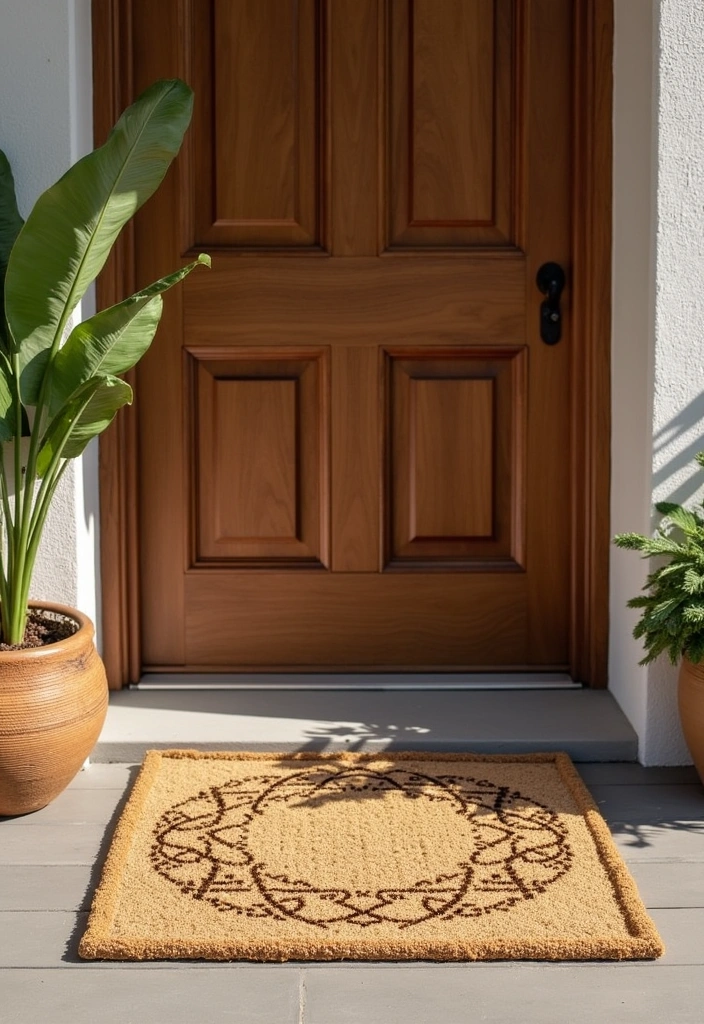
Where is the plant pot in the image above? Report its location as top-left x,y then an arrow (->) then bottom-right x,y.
678,657 -> 704,785
0,602 -> 108,816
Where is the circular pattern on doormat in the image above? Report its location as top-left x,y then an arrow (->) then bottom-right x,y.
150,765 -> 573,928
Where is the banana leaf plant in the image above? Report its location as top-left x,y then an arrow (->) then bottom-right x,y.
0,79 -> 209,646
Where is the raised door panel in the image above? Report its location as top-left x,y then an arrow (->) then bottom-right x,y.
184,257 -> 525,345
185,573 -> 527,667
386,348 -> 526,568
188,348 -> 329,567
185,0 -> 324,250
386,0 -> 519,249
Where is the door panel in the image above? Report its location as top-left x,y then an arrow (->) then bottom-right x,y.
184,574 -> 527,668
189,0 -> 323,248
183,259 -> 525,343
191,349 -> 329,567
387,348 -> 525,568
133,0 -> 574,673
388,0 -> 516,247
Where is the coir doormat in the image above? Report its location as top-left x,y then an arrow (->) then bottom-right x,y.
79,750 -> 663,961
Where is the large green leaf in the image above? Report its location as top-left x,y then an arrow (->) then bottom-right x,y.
61,376 -> 133,461
0,150 -> 24,351
0,350 -> 28,442
37,375 -> 132,476
0,358 -> 13,443
49,254 -> 209,415
5,79 -> 194,405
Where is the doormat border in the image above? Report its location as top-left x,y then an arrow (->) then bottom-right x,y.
79,750 -> 664,962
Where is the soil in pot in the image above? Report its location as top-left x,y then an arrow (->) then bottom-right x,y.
0,609 -> 78,651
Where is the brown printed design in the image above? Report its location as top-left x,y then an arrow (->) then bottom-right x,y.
150,766 -> 573,929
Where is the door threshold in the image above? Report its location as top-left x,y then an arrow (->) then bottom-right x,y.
97,689 -> 636,762
134,672 -> 581,691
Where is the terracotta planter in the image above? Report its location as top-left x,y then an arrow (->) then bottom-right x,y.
678,657 -> 704,785
0,602 -> 108,816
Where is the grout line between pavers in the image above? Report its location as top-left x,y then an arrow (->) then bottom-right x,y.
298,967 -> 307,1024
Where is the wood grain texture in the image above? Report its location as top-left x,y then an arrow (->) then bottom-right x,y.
386,0 -> 516,247
95,0 -> 613,684
569,0 -> 613,688
93,0 -> 140,689
190,349 -> 329,567
411,0 -> 494,224
184,573 -> 527,667
132,0 -> 191,669
329,0 -> 379,255
187,0 -> 323,248
209,380 -> 298,539
184,257 -> 525,344
413,378 -> 494,538
331,347 -> 381,571
522,0 -> 572,669
387,349 -> 525,568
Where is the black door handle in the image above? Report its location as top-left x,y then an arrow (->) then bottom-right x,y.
536,262 -> 566,345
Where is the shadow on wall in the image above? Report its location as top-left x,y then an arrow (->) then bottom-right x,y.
653,392 -> 704,507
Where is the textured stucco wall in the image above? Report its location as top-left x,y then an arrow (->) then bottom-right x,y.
645,0 -> 704,762
610,0 -> 703,764
0,1 -> 99,635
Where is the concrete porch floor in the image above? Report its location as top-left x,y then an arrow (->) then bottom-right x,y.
4,686 -> 699,1022
1,761 -> 702,1023
96,687 -> 639,762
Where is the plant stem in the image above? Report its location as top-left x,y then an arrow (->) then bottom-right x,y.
15,306 -> 71,640
20,384 -> 98,624
20,274 -> 72,534
0,446 -> 12,635
20,460 -> 68,619
9,354 -> 27,643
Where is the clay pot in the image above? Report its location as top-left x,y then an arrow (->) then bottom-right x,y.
0,602 -> 108,816
678,657 -> 704,785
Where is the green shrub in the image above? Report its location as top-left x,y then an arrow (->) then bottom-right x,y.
614,452 -> 704,664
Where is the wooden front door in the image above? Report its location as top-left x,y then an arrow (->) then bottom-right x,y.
109,0 -> 609,678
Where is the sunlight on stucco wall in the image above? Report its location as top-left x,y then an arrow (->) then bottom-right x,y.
644,0 -> 704,764
612,0 -> 704,765
0,0 -> 99,640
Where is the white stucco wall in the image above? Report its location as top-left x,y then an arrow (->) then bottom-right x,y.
647,0 -> 704,762
0,0 -> 99,637
610,0 -> 703,765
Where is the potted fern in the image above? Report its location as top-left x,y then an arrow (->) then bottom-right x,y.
614,452 -> 704,782
0,79 -> 209,815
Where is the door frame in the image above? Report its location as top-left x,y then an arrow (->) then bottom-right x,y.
92,0 -> 613,690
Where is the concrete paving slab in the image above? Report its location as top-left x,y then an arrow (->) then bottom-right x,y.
303,964 -> 701,1024
68,764 -> 139,789
0,966 -> 301,1024
578,764 -> 699,786
0,867 -> 94,911
609,822 -> 704,861
0,826 -> 107,865
590,783 -> 704,823
627,861 -> 704,908
0,789 -> 127,826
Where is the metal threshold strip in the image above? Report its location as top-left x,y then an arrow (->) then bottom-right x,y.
134,673 -> 582,691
